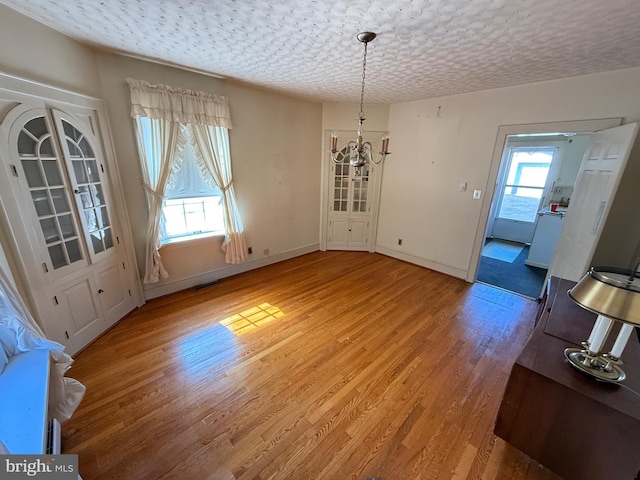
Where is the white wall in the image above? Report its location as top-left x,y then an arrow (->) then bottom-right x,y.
377,68 -> 640,280
97,53 -> 323,298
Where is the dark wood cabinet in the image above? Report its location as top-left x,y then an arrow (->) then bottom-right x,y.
495,277 -> 640,480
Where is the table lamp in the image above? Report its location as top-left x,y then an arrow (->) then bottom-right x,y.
565,264 -> 640,383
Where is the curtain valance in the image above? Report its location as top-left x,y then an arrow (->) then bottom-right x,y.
126,78 -> 232,129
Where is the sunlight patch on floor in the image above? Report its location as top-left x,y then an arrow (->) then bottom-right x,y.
220,303 -> 285,335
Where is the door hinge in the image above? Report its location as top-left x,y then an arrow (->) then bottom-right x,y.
116,236 -> 120,245
128,289 -> 132,297
122,262 -> 126,270
42,263 -> 49,273
53,295 -> 59,305
100,163 -> 104,173
10,164 -> 19,177
65,331 -> 69,340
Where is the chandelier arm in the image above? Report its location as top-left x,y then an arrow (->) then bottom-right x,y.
371,152 -> 388,165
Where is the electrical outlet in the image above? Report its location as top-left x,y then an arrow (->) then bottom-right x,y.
458,182 -> 467,192
553,187 -> 563,194
248,246 -> 253,254
473,190 -> 482,200
398,238 -> 403,246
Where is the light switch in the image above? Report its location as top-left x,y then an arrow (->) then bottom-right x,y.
473,190 -> 482,200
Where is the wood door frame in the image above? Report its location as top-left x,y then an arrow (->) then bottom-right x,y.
466,118 -> 622,284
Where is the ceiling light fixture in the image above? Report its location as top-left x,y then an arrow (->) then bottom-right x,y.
331,32 -> 390,169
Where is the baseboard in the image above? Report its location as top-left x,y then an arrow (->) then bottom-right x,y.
143,243 -> 320,300
375,246 -> 468,280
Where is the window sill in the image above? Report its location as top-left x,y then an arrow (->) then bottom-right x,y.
160,231 -> 225,250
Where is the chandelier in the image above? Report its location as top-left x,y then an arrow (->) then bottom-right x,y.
330,32 -> 390,169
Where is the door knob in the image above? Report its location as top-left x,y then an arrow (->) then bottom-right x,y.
97,289 -> 104,294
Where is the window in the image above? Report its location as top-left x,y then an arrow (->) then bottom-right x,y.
162,139 -> 225,242
137,117 -> 225,244
497,146 -> 557,223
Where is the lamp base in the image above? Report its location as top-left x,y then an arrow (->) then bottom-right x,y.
564,348 -> 626,383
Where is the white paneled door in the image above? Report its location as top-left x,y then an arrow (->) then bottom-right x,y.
549,123 -> 639,282
325,133 -> 383,251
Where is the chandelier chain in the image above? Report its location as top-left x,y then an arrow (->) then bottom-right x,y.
359,41 -> 368,120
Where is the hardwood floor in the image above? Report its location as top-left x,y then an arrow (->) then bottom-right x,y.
62,251 -> 562,480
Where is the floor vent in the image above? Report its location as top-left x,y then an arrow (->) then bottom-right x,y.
193,280 -> 219,291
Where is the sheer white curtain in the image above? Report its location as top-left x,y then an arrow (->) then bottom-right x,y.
132,116 -> 186,283
127,78 -> 246,276
190,125 -> 247,264
0,264 -> 85,422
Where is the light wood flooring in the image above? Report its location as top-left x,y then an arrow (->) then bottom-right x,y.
62,251 -> 561,480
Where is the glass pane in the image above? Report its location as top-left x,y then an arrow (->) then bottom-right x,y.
62,120 -> 81,141
48,244 -> 67,269
66,239 -> 82,263
31,190 -> 52,216
77,185 -> 93,208
58,214 -> 76,239
21,160 -> 45,187
333,201 -> 340,211
42,160 -> 63,186
18,131 -> 37,156
40,218 -> 59,244
50,188 -> 70,213
85,209 -> 98,232
164,204 -> 187,236
24,117 -> 48,139
103,228 -> 113,249
79,137 -> 94,157
92,184 -> 105,206
40,137 -> 55,157
67,141 -> 83,158
498,148 -> 555,222
91,231 -> 104,253
73,160 -> 88,183
98,207 -> 110,228
86,160 -> 99,183
498,187 -> 542,222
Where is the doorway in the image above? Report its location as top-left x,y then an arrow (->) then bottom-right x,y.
469,119 -> 623,299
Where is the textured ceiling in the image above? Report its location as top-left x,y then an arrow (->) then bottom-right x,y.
3,0 -> 640,104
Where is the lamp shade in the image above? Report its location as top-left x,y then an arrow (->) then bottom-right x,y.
568,267 -> 640,326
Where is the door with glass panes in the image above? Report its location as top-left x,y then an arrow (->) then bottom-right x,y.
327,144 -> 378,250
5,107 -> 133,354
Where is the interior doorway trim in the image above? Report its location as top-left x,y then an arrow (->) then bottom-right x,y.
466,118 -> 622,284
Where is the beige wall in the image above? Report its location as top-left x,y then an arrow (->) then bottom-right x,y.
376,67 -> 640,280
2,3 -> 640,300
96,53 -> 322,297
0,5 -> 102,98
0,6 -> 323,300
